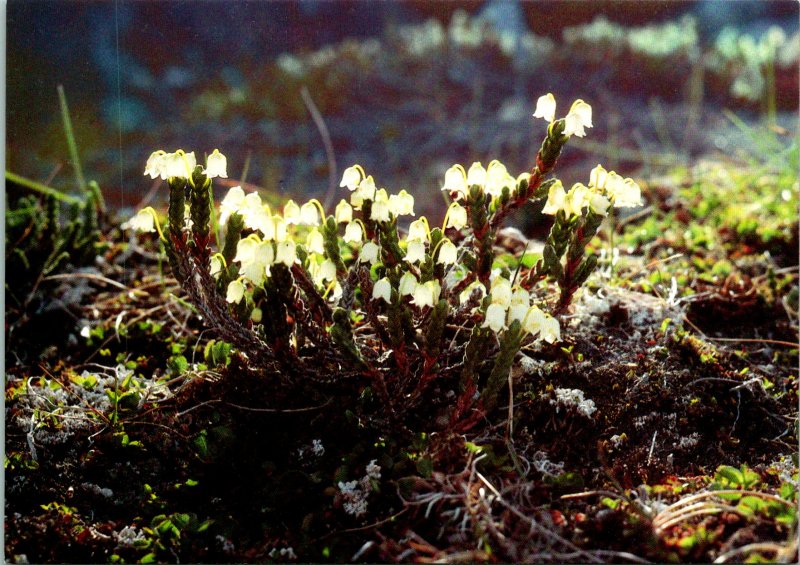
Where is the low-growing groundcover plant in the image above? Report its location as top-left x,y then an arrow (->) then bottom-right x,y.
126,94 -> 642,430
6,92 -> 797,564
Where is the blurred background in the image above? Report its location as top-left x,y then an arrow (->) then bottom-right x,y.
7,0 -> 799,221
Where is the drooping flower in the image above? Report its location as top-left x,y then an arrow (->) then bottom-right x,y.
163,151 -> 197,179
122,209 -> 156,233
589,164 -> 608,189
372,277 -> 392,304
445,202 -> 468,230
407,218 -> 430,242
299,201 -> 321,226
276,240 -> 297,266
511,288 -> 530,307
490,276 -> 513,309
442,164 -> 469,198
351,176 -> 377,209
335,199 -> 353,223
532,93 -> 593,138
369,188 -> 391,222
236,238 -> 273,285
412,280 -> 441,309
485,160 -> 516,198
523,306 -> 561,343
238,192 -> 274,237
466,162 -> 487,187
405,239 -> 426,264
313,259 -> 337,285
388,190 -> 415,216
209,255 -> 224,278
219,186 -> 245,225
588,164 -> 642,208
306,228 -> 325,254
308,259 -> 331,286
226,279 -> 246,303
587,191 -> 611,216
539,314 -> 561,343
563,100 -> 593,138
272,215 -> 287,242
203,149 -> 228,178
359,241 -> 380,264
283,200 -> 301,224
482,303 -> 507,333
436,239 -> 458,265
507,302 -> 529,325
398,272 -> 418,296
234,235 -> 259,265
144,150 -> 166,179
343,221 -> 363,244
541,181 -> 588,218
606,176 -> 642,208
532,93 -> 557,123
340,165 -> 364,191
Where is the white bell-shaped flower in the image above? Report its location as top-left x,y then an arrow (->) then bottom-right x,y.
144,150 -> 166,179
466,162 -> 487,187
340,165 -> 364,191
398,272 -> 418,296
283,200 -> 301,224
407,218 -> 430,242
123,209 -> 156,233
436,239 -> 458,265
412,280 -> 441,309
445,202 -> 468,230
203,149 -> 228,178
507,302 -> 529,325
510,288 -> 530,307
226,280 -> 246,303
299,201 -> 320,226
372,277 -> 392,304
209,255 -> 224,278
351,175 -> 377,209
442,164 -> 468,199
532,93 -> 557,123
405,239 -> 426,264
359,241 -> 380,264
388,190 -> 415,216
482,303 -> 507,333
485,160 -> 515,198
219,186 -> 245,225
335,199 -> 353,223
563,100 -> 593,138
490,276 -> 513,309
306,228 -> 325,254
276,240 -> 297,266
539,314 -> 561,343
316,259 -> 337,284
369,189 -> 391,223
607,175 -> 643,208
343,221 -> 363,244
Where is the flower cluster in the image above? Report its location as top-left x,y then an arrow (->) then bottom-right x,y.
441,160 -> 528,201
125,93 -> 644,423
480,275 -> 560,341
144,149 -> 227,181
532,93 -> 593,138
540,164 -> 642,219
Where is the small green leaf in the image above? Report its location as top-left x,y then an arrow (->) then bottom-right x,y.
715,465 -> 745,487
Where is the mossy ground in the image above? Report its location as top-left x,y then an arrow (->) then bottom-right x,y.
5,136 -> 798,563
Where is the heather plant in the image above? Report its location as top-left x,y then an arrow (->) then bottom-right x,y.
127,94 -> 642,430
